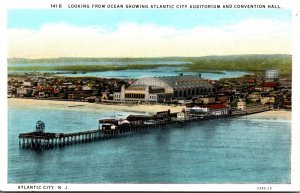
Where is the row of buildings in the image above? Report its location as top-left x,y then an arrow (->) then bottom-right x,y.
8,70 -> 292,111
98,101 -> 270,131
8,76 -> 130,101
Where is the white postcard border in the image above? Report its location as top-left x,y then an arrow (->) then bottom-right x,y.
1,0 -> 299,191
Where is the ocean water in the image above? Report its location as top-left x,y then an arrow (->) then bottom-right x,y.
8,105 -> 291,183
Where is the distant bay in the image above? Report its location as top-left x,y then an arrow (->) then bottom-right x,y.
8,62 -> 251,80
8,55 -> 292,77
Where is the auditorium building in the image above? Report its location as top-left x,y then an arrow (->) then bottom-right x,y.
113,74 -> 215,102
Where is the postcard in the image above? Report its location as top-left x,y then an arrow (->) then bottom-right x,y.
0,0 -> 299,191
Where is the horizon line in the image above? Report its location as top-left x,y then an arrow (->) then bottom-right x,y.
8,54 -> 292,60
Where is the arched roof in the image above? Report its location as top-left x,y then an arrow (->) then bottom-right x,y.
130,75 -> 213,90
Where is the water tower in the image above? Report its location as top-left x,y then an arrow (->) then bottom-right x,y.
265,69 -> 279,82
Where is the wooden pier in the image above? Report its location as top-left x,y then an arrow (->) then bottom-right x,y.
19,129 -> 103,149
18,110 -> 266,150
18,119 -> 177,150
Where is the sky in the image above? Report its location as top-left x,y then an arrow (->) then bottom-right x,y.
7,9 -> 292,58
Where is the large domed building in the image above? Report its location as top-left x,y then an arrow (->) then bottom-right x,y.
113,74 -> 215,102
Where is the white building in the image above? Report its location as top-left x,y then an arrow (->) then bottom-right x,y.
176,111 -> 190,120
16,87 -> 32,95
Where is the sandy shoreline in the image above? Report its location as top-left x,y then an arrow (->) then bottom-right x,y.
8,98 -> 291,119
244,110 -> 291,120
8,98 -> 184,114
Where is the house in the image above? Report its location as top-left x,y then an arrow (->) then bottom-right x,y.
82,86 -> 99,95
177,111 -> 190,120
260,96 -> 276,105
237,101 -> 246,111
67,90 -> 82,100
247,93 -> 261,102
23,81 -> 32,87
16,87 -> 32,97
261,82 -> 278,92
208,104 -> 229,115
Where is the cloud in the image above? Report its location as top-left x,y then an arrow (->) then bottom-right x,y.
8,19 -> 291,58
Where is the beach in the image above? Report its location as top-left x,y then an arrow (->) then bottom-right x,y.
8,98 -> 291,119
8,98 -> 184,114
245,109 -> 291,120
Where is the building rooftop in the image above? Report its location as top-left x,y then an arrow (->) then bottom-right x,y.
131,75 -> 213,89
